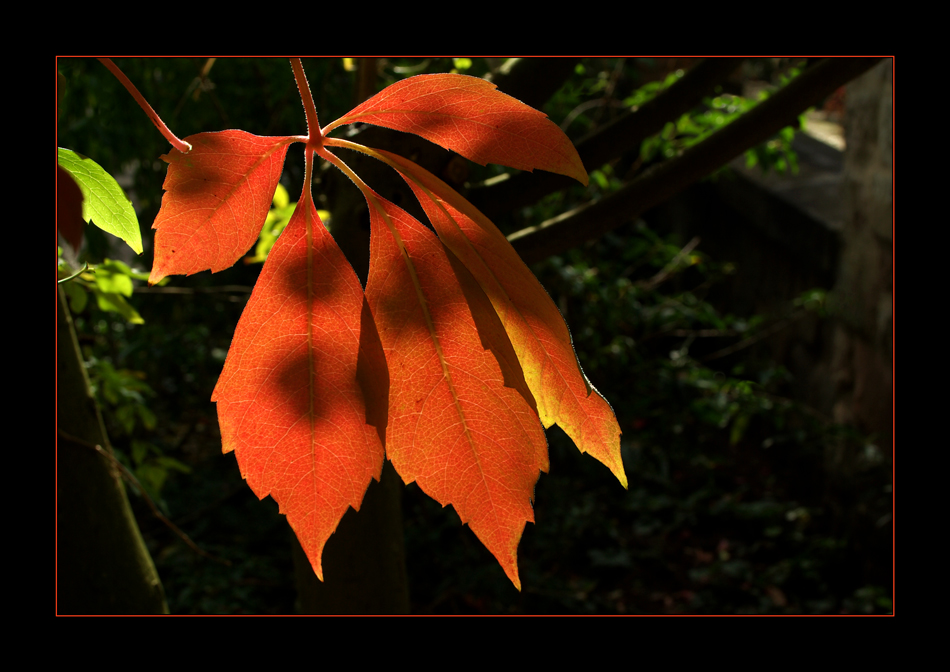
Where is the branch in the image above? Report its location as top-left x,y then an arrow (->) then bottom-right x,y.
700,308 -> 807,362
59,430 -> 231,566
507,58 -> 885,265
639,236 -> 702,291
485,58 -> 581,111
471,58 -> 745,219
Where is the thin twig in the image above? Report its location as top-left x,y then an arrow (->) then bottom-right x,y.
58,262 -> 89,285
560,98 -> 626,132
133,285 -> 253,294
637,236 -> 701,291
173,58 -> 225,123
58,430 -> 231,566
701,307 -> 807,362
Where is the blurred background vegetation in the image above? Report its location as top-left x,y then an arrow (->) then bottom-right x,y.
57,57 -> 892,614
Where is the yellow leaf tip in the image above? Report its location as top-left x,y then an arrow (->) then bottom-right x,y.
508,572 -> 522,592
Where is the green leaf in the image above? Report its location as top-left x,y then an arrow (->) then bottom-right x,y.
136,404 -> 157,431
95,291 -> 144,324
272,182 -> 290,209
156,455 -> 192,474
131,440 -> 150,465
57,148 -> 143,254
93,259 -> 135,297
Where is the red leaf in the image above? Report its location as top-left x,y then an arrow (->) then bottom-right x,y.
149,131 -> 292,284
362,185 -> 548,590
323,74 -> 587,185
57,165 -> 84,251
372,148 -> 626,488
210,194 -> 386,581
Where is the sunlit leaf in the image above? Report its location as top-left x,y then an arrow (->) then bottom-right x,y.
362,185 -> 548,590
211,193 -> 386,581
57,148 -> 142,254
324,74 -> 587,184
149,131 -> 293,284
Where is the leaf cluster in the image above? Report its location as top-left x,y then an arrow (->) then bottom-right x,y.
66,58 -> 626,591
58,253 -> 150,324
57,58 -> 889,613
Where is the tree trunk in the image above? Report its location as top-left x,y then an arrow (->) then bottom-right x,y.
57,286 -> 169,614
292,461 -> 409,613
292,58 -> 422,614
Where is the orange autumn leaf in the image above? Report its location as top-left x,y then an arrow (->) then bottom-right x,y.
370,149 -> 626,489
149,130 -> 293,284
360,184 -> 548,590
134,59 -> 625,589
210,189 -> 386,581
322,73 -> 588,185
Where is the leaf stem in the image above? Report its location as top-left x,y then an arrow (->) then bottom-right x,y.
97,58 -> 192,154
301,145 -> 315,206
324,137 -> 411,182
315,145 -> 368,193
291,59 -> 322,148
58,429 -> 231,566
316,145 -> 405,252
58,262 -> 89,285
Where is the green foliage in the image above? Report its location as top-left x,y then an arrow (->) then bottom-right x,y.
85,354 -> 190,505
86,356 -> 155,433
633,68 -> 804,177
58,252 -> 148,324
549,59 -> 805,208
242,183 -> 331,265
57,148 -> 142,254
452,58 -> 473,72
128,439 -> 192,503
